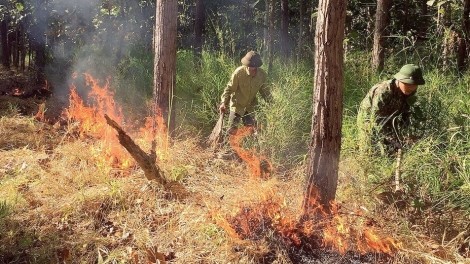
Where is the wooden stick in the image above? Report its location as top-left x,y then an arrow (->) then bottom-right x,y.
207,113 -> 224,149
395,148 -> 403,191
104,114 -> 167,185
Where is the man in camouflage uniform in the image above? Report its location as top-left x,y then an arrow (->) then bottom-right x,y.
357,64 -> 425,155
219,51 -> 272,131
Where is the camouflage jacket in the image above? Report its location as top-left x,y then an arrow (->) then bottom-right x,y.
357,79 -> 416,138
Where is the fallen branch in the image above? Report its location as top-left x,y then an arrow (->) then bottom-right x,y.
104,114 -> 167,185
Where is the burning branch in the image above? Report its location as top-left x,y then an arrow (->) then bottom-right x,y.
104,114 -> 167,185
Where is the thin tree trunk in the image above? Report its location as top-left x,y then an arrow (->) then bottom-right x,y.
280,0 -> 289,58
418,0 -> 429,41
372,0 -> 390,72
31,0 -> 48,84
262,0 -> 268,55
154,0 -> 178,141
460,0 -> 470,72
441,2 -> 452,70
1,18 -> 10,68
194,0 -> 206,67
297,0 -> 304,62
115,0 -> 126,65
302,0 -> 347,216
267,0 -> 275,73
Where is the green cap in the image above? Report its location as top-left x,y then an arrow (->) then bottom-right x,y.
394,64 -> 425,85
241,51 -> 263,67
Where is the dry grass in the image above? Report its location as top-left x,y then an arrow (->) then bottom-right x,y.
0,114 -> 469,264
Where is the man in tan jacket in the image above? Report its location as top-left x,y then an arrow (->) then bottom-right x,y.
219,51 -> 272,132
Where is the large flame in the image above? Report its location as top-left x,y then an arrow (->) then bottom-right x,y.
229,126 -> 273,178
61,73 -> 167,169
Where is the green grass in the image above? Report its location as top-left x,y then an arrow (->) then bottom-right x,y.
105,44 -> 470,219
110,47 -> 470,215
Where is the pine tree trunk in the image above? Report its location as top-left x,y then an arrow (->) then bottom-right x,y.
460,0 -> 470,72
194,0 -> 206,67
441,2 -> 452,70
1,18 -> 10,68
297,0 -> 304,62
154,0 -> 178,135
267,0 -> 275,73
302,0 -> 347,216
372,0 -> 390,72
280,0 -> 289,58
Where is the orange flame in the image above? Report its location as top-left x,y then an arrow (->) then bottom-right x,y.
229,126 -> 273,178
61,74 -> 128,169
34,103 -> 46,121
61,73 -> 169,169
12,88 -> 24,96
215,188 -> 401,256
138,112 -> 169,160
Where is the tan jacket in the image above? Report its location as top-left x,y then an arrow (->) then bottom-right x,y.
221,66 -> 271,115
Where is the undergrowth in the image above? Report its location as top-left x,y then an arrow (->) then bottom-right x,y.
0,48 -> 469,263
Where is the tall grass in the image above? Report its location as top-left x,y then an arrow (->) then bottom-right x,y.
112,47 -> 470,213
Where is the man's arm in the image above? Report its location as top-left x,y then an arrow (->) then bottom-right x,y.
220,70 -> 239,113
259,82 -> 272,103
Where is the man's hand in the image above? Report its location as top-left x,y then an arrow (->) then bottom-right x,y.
219,103 -> 226,114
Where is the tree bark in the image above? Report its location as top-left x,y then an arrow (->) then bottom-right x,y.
104,115 -> 167,185
1,18 -> 10,68
418,0 -> 429,41
194,0 -> 206,67
30,0 -> 48,84
154,0 -> 178,137
441,2 -> 452,70
372,0 -> 390,72
297,0 -> 304,62
280,0 -> 289,58
267,0 -> 275,73
459,0 -> 470,72
302,0 -> 346,216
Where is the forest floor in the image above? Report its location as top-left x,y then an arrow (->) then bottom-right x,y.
0,67 -> 469,263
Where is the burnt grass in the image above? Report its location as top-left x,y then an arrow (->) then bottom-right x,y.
229,206 -> 394,264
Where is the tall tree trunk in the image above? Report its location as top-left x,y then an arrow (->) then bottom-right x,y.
263,0 -> 269,55
297,0 -> 304,62
460,0 -> 470,72
115,0 -> 126,65
1,18 -> 10,68
13,28 -> 20,68
372,0 -> 390,72
154,0 -> 177,138
30,0 -> 48,84
267,0 -> 275,73
441,2 -> 452,70
280,0 -> 289,58
21,22 -> 26,71
194,0 -> 206,67
418,0 -> 429,41
302,0 -> 346,215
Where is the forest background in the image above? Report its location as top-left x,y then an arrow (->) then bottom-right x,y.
0,0 -> 470,263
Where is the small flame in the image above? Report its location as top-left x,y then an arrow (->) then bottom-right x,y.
34,103 -> 46,121
229,126 -> 273,178
214,186 -> 401,256
12,88 -> 24,96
